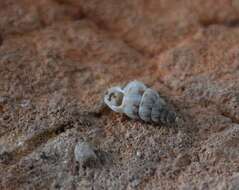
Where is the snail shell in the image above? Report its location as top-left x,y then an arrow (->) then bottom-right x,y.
104,80 -> 178,125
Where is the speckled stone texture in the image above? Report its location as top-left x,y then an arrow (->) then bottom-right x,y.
0,0 -> 239,189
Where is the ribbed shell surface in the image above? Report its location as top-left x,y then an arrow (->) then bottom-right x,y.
121,81 -> 146,119
104,80 -> 177,125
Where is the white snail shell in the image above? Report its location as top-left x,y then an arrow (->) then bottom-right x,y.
104,80 -> 178,125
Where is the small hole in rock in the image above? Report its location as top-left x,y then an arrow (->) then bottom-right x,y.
55,126 -> 66,134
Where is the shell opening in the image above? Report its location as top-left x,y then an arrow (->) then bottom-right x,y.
104,87 -> 125,112
108,91 -> 124,107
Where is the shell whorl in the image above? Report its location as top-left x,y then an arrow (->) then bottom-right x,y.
104,80 -> 178,125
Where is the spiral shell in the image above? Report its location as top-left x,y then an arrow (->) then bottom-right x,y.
104,80 -> 178,125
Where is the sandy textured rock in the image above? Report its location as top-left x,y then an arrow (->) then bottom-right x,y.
0,0 -> 239,189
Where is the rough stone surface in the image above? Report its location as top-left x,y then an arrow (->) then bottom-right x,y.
0,0 -> 239,189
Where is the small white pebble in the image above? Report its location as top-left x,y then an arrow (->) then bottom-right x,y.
74,142 -> 97,167
130,178 -> 141,188
136,151 -> 141,157
20,99 -> 31,108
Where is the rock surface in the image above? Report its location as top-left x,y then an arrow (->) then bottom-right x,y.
0,0 -> 239,189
